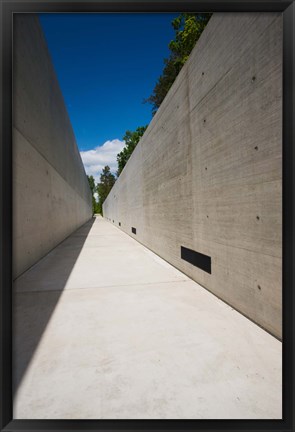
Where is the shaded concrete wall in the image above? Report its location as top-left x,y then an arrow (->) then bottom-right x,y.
13,15 -> 92,279
103,13 -> 282,339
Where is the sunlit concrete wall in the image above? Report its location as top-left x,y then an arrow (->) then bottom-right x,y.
103,13 -> 282,339
13,14 -> 92,279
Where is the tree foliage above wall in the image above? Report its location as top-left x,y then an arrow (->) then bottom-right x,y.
117,125 -> 148,177
87,168 -> 116,215
96,165 -> 116,214
144,13 -> 212,115
87,175 -> 100,215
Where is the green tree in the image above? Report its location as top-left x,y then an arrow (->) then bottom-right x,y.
96,165 -> 116,214
116,125 -> 148,176
87,175 -> 95,194
87,175 -> 100,215
145,13 -> 212,115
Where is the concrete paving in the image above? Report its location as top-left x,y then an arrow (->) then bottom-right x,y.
13,216 -> 282,419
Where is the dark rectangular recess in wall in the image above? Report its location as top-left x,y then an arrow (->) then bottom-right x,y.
119,222 -> 121,226
181,246 -> 211,274
132,227 -> 136,234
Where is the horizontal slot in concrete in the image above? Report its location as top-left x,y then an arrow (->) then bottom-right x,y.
181,246 -> 212,274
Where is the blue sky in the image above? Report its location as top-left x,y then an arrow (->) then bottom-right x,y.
39,13 -> 177,180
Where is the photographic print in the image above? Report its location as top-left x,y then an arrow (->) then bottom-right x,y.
0,0 -> 294,430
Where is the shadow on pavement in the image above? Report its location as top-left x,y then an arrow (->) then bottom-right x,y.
13,217 -> 96,395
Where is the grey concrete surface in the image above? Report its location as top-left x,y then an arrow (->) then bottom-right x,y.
13,216 -> 282,419
103,13 -> 282,339
13,14 -> 92,278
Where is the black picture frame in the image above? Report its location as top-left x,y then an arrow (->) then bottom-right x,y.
0,1 -> 294,431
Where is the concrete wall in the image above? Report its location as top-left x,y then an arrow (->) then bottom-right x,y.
103,13 -> 282,339
13,14 -> 92,279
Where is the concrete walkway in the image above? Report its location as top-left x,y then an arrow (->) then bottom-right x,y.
13,216 -> 282,419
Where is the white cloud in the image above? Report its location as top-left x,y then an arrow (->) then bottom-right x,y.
80,139 -> 125,184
